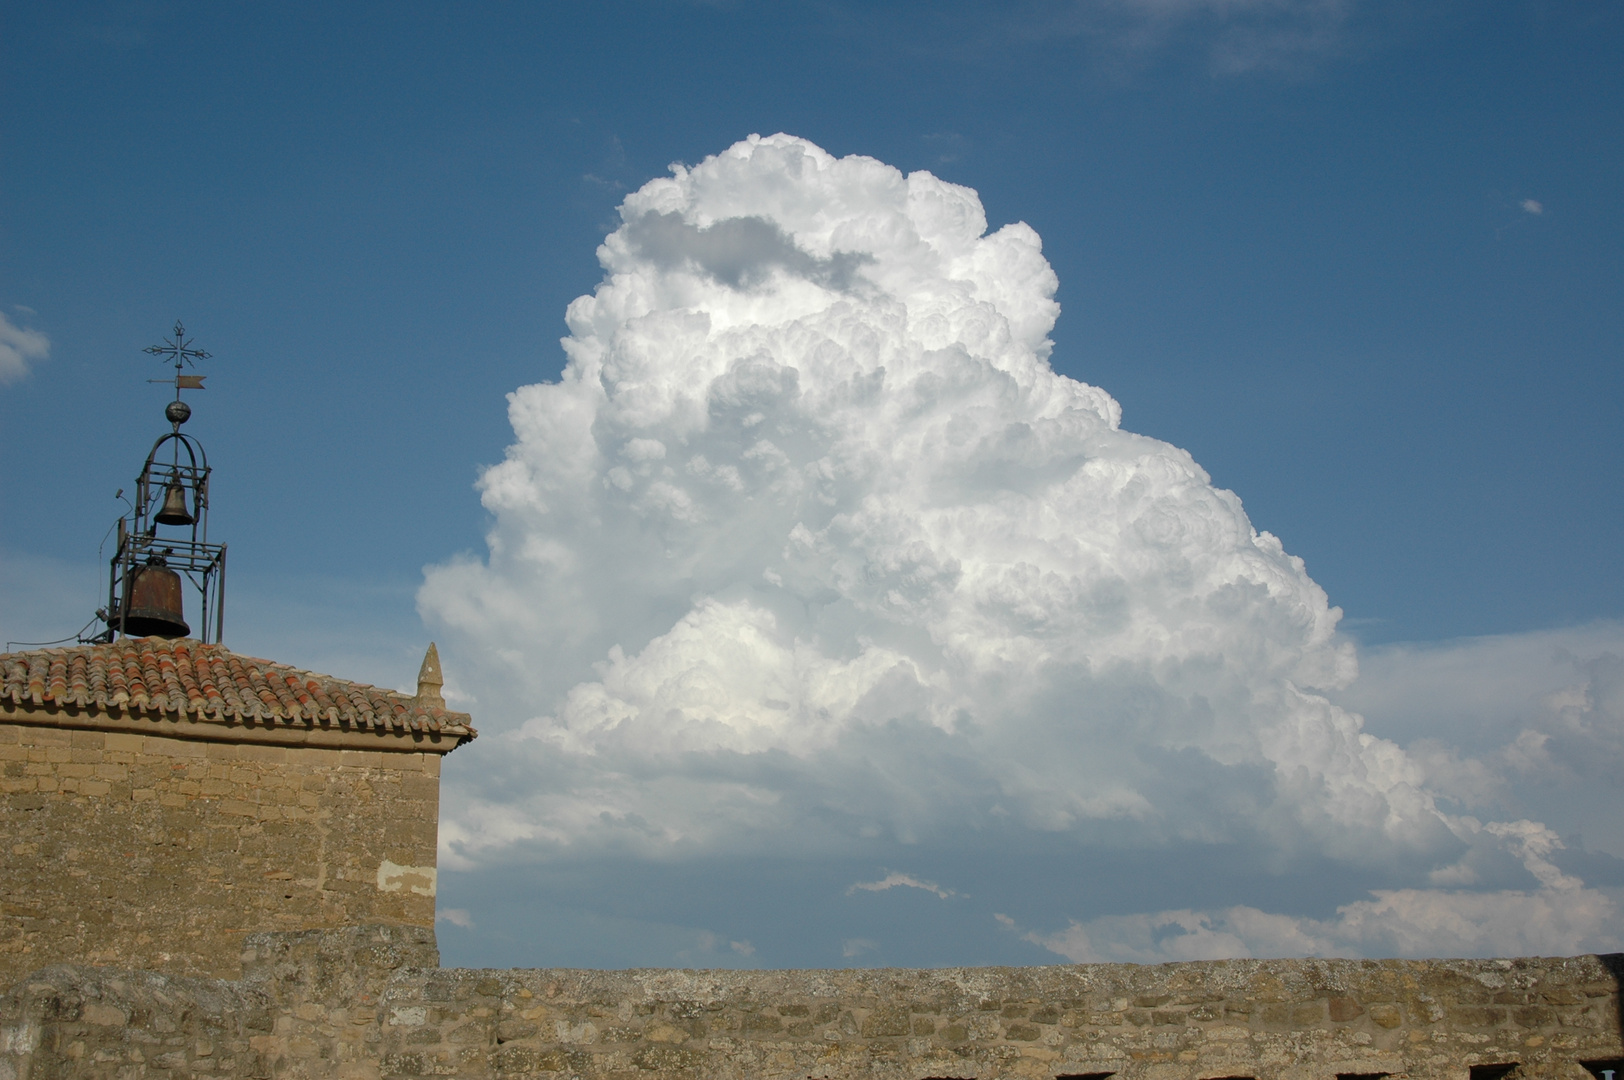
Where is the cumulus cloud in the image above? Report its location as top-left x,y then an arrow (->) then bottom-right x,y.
1522,199 -> 1544,215
1333,624 -> 1624,861
0,311 -> 49,385
421,134 -> 1624,962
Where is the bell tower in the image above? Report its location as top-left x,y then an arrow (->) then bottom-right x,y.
0,320 -> 476,988
95,321 -> 227,642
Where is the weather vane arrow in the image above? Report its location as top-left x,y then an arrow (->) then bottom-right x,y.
144,320 -> 217,428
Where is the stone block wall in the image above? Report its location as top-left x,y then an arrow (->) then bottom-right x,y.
2,926 -> 1620,1080
0,925 -> 439,1080
0,722 -> 444,986
0,962 -> 273,1079
371,954 -> 1624,1080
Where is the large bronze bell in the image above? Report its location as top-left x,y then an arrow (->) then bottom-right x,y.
155,480 -> 195,526
118,559 -> 190,638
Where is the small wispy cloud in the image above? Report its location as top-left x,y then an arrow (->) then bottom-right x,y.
1521,199 -> 1544,215
0,311 -> 49,385
841,938 -> 878,958
436,907 -> 475,929
921,131 -> 968,165
730,939 -> 756,956
967,0 -> 1362,77
847,871 -> 957,900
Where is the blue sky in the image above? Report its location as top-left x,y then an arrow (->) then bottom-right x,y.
3,1 -> 1622,969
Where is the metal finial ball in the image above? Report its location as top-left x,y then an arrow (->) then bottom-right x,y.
165,400 -> 192,426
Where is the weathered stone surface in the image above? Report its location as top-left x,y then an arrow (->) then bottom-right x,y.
0,721 -> 448,985
3,926 -> 1619,1080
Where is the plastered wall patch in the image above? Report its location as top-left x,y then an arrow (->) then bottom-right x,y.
376,859 -> 437,896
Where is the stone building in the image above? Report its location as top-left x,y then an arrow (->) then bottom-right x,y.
0,636 -> 474,987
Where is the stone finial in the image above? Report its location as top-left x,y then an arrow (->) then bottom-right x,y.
415,643 -> 445,708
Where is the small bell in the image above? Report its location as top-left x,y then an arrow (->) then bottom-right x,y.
155,480 -> 194,526
116,558 -> 191,638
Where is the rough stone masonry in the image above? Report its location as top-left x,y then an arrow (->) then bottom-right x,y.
0,638 -> 474,985
1,926 -> 1621,1080
2,640 -> 1621,1080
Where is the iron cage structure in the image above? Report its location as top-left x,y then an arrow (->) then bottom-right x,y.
97,402 -> 227,643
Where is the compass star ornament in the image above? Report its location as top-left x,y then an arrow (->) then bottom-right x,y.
144,320 -> 211,371
143,321 -> 212,426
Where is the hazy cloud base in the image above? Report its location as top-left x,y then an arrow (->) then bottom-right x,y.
421,135 -> 1623,967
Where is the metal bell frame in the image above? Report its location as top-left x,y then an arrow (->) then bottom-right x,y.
101,408 -> 228,643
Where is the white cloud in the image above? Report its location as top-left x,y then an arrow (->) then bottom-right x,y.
1002,633 -> 1624,963
1012,883 -> 1621,964
436,907 -> 476,929
842,938 -> 878,958
678,930 -> 763,964
0,311 -> 49,385
1005,810 -> 1623,962
421,135 -> 1624,961
1522,198 -> 1544,215
847,872 -> 957,899
1332,623 -> 1624,860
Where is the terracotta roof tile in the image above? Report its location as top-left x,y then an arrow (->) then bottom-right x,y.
0,638 -> 475,743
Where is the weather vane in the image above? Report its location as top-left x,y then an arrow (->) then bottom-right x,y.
144,320 -> 211,427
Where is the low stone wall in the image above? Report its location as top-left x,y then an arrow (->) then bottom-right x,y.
2,926 -> 1620,1080
375,955 -> 1623,1080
